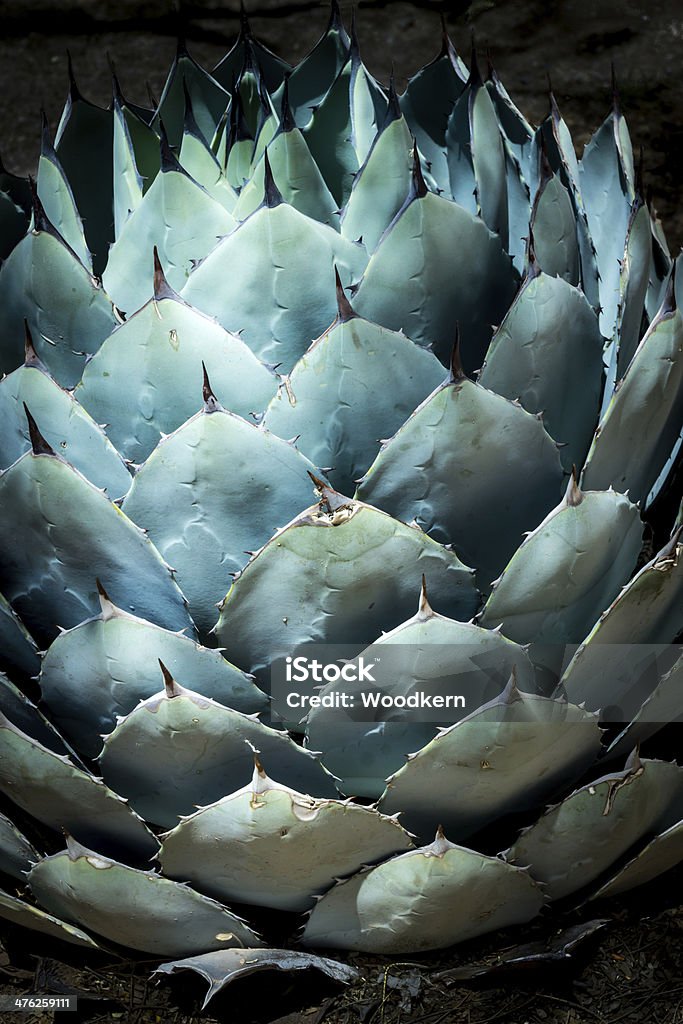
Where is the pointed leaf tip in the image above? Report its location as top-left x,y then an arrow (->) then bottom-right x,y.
152,246 -> 175,301
467,37 -> 483,88
565,466 -> 583,507
23,404 -> 56,457
239,0 -> 252,37
158,659 -> 182,699
307,471 -> 352,513
23,321 -> 41,367
525,224 -> 541,279
334,266 -> 357,322
280,73 -> 296,133
382,70 -> 401,129
263,149 -> 283,208
158,119 -> 181,173
448,326 -> 466,382
417,574 -> 433,618
66,49 -> 81,102
202,361 -> 222,413
411,143 -> 428,199
28,175 -> 51,234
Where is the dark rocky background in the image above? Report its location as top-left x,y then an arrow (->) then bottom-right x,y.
1,0 -> 682,248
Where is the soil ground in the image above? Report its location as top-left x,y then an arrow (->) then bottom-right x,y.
0,2 -> 681,1022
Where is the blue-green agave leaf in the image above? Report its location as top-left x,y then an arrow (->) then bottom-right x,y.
306,581 -> 536,800
181,197 -> 366,372
39,583 -> 267,760
0,888 -> 101,949
357,349 -> 563,591
0,330 -> 131,497
28,836 -> 262,955
263,290 -> 445,495
159,757 -> 412,912
0,422 -> 195,645
590,814 -> 683,900
213,12 -> 291,95
272,0 -> 349,128
0,156 -> 30,261
0,193 -> 116,387
540,99 -> 600,313
0,811 -> 39,881
99,665 -> 337,827
77,256 -> 277,464
0,591 -> 40,679
478,255 -> 604,472
479,475 -> 643,653
399,26 -> 467,195
153,41 -> 229,150
581,278 -> 683,507
559,530 -> 683,720
529,158 -> 580,285
0,712 -> 158,862
214,482 -> 479,679
54,61 -> 113,275
486,68 -> 536,193
579,100 -> 635,337
452,56 -> 508,241
122,380 -> 323,635
341,90 -> 415,252
506,753 -> 683,900
0,671 -> 70,758
178,103 -> 238,213
37,114 -> 90,271
233,105 -> 338,226
113,93 -> 145,238
378,675 -> 601,844
113,75 -> 161,198
102,136 -> 235,314
301,827 -> 544,953
352,158 -> 518,372
303,59 -> 358,206
347,35 -> 387,168
605,652 -> 683,762
614,197 -> 651,382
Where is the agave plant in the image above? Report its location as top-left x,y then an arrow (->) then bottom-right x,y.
0,1 -> 681,1004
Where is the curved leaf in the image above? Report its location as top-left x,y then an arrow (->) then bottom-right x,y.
99,670 -> 337,827
39,587 -> 267,761
353,170 -> 518,372
301,828 -> 544,953
122,400 -> 322,634
379,680 -> 601,844
506,755 -> 683,900
76,272 -> 277,464
581,283 -> 683,506
0,713 -> 158,862
263,304 -> 445,495
0,442 -> 194,646
182,201 -> 366,372
0,211 -> 115,387
214,486 -> 479,679
479,264 -> 604,472
0,347 -> 131,497
159,758 -> 412,911
102,149 -> 235,314
29,838 -> 262,956
357,363 -> 563,590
